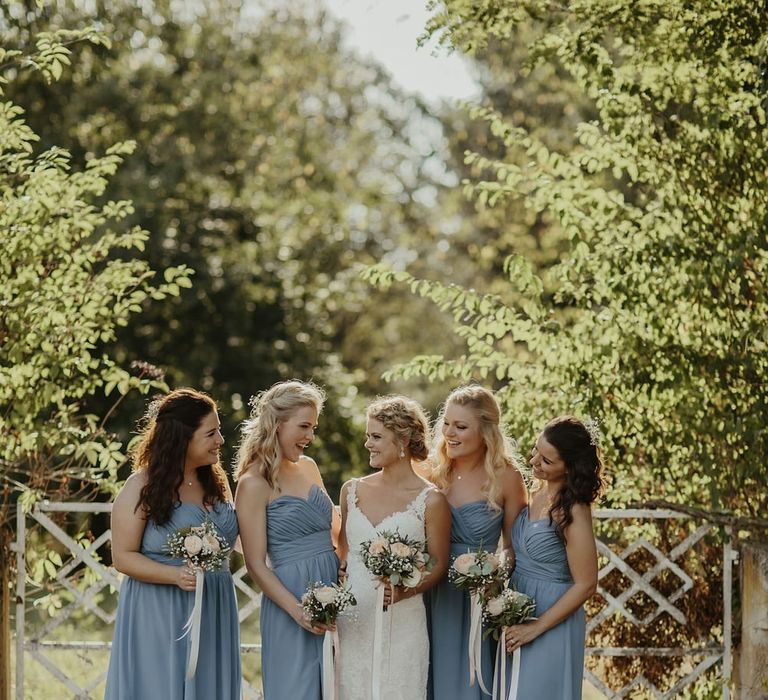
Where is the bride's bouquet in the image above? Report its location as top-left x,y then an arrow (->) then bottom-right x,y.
301,582 -> 356,700
301,581 -> 357,626
449,546 -> 510,596
165,518 -> 230,679
482,588 -> 536,700
359,529 -> 434,588
165,518 -> 231,570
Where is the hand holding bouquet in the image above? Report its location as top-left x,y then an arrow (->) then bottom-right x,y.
481,588 -> 536,641
360,529 -> 434,589
449,546 -> 510,597
165,518 -> 231,571
301,581 -> 357,628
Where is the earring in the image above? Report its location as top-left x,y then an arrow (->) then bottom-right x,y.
399,448 -> 405,459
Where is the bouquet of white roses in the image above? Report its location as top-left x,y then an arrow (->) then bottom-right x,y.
165,518 -> 230,571
301,581 -> 357,626
449,546 -> 510,596
481,588 -> 536,641
360,529 -> 434,588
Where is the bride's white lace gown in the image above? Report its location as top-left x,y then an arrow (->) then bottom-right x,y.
337,478 -> 433,700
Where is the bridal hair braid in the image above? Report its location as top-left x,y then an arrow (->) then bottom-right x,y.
430,385 -> 521,511
133,388 -> 229,525
541,415 -> 605,542
367,395 -> 430,461
234,380 -> 325,487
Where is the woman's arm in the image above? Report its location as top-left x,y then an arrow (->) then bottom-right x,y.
505,503 -> 598,650
235,473 -> 321,634
391,489 -> 451,604
111,473 -> 196,590
336,481 -> 351,577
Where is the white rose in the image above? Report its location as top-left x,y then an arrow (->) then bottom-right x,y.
390,542 -> 411,558
485,596 -> 506,617
453,552 -> 477,575
368,538 -> 389,555
203,533 -> 221,553
184,535 -> 203,556
314,586 -> 338,606
402,569 -> 423,588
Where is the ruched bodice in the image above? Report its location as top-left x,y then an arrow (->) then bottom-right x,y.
266,485 -> 336,568
140,500 -> 239,566
449,500 -> 503,556
259,482 -> 338,699
511,506 -> 573,584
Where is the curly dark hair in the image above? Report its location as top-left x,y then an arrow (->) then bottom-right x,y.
133,388 -> 229,525
541,415 -> 605,542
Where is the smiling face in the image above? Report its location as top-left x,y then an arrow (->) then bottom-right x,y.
530,435 -> 567,485
364,417 -> 403,470
442,402 -> 485,464
184,410 -> 224,470
277,404 -> 319,463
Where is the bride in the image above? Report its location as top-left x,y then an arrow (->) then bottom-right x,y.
337,395 -> 450,700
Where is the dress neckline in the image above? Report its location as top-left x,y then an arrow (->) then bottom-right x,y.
352,480 -> 432,530
268,482 -> 321,506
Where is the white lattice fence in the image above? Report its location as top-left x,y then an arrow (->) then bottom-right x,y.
586,508 -> 736,699
12,502 -> 735,699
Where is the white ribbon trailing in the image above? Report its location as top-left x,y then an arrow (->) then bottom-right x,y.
322,628 -> 340,700
492,627 -> 521,700
468,592 -> 491,695
179,568 -> 205,680
370,582 -> 388,700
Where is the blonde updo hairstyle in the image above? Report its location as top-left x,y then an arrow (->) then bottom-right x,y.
366,395 -> 430,461
431,385 -> 521,510
234,380 -> 325,488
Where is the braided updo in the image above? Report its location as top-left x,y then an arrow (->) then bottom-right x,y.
366,395 -> 430,461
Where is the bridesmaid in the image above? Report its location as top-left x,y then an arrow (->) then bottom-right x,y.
105,388 -> 240,699
423,385 -> 527,700
235,380 -> 340,699
503,416 -> 604,699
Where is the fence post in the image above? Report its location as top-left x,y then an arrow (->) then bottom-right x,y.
0,557 -> 10,700
736,541 -> 768,700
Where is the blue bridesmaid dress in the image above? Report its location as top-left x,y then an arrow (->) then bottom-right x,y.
105,500 -> 241,700
428,501 -> 503,700
260,484 -> 339,699
505,506 -> 586,699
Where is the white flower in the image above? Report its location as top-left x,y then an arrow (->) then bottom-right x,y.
453,552 -> 477,575
390,542 -> 411,558
402,569 -> 423,588
486,553 -> 501,570
314,586 -> 338,606
507,591 -> 528,605
485,595 -> 506,617
414,551 -> 426,566
184,535 -> 203,556
203,533 -> 221,553
368,538 -> 389,555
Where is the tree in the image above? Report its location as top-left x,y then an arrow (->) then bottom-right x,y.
0,27 -> 189,695
2,0 -> 470,495
367,0 -> 768,517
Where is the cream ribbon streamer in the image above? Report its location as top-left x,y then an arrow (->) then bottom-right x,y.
370,582 -> 388,700
322,629 -> 340,700
467,592 -> 491,694
179,568 -> 205,680
492,627 -> 521,700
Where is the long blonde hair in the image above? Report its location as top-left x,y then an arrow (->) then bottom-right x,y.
430,385 -> 520,510
234,380 -> 325,488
